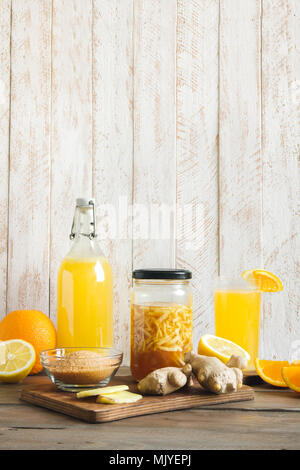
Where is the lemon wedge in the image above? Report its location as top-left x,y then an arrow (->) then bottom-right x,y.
242,269 -> 283,292
0,339 -> 36,383
198,334 -> 250,365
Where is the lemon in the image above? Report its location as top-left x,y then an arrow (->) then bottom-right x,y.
198,334 -> 250,365
0,339 -> 36,383
242,269 -> 283,292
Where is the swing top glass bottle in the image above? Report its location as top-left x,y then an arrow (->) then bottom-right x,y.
57,199 -> 113,348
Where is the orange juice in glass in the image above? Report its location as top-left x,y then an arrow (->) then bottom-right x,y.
214,278 -> 261,369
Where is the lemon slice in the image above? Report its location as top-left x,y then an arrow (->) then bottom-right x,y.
0,339 -> 36,383
242,269 -> 283,292
198,334 -> 250,365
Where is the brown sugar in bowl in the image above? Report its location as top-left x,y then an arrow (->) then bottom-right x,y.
40,347 -> 123,392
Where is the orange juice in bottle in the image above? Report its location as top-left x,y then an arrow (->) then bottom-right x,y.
57,199 -> 113,348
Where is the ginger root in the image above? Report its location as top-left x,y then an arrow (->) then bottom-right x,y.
184,352 -> 243,394
137,364 -> 192,396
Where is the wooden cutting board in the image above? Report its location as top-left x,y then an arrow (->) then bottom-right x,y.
243,370 -> 263,385
20,375 -> 254,423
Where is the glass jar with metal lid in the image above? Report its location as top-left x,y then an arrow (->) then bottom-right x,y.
130,269 -> 193,381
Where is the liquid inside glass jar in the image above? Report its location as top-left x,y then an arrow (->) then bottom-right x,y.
130,269 -> 193,381
131,302 -> 193,380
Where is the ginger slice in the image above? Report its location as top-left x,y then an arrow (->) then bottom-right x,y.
96,390 -> 143,404
77,384 -> 128,399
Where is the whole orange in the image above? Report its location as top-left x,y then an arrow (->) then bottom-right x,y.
0,310 -> 57,374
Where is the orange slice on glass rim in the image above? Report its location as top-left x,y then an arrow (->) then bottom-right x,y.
242,269 -> 283,292
282,366 -> 300,393
255,359 -> 289,387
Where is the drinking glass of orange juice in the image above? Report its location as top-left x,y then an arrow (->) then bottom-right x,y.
214,278 -> 261,369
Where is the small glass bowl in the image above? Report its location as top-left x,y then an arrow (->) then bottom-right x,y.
40,347 -> 123,392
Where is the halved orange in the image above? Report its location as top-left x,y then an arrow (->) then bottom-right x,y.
282,366 -> 300,393
255,358 -> 289,387
242,269 -> 283,292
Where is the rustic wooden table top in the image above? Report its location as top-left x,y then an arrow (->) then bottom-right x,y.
1,367 -> 300,450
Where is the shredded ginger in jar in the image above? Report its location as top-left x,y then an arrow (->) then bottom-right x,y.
130,302 -> 193,380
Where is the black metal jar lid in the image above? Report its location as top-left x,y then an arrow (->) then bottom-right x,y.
132,269 -> 192,280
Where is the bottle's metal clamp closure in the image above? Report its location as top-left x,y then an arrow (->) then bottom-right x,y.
69,199 -> 96,240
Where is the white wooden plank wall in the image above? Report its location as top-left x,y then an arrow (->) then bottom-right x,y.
219,0 -> 262,276
93,0 -> 133,364
7,0 -> 51,314
50,0 -> 93,320
261,0 -> 300,359
176,0 -> 219,346
0,0 -> 10,317
133,0 -> 177,269
0,0 -> 299,364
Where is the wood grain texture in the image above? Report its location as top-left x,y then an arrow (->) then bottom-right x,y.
2,404 -> 300,450
0,0 -> 11,319
20,375 -> 254,423
2,374 -> 300,449
261,0 -> 300,359
219,0 -> 262,277
133,0 -> 177,269
92,0 -> 133,364
176,0 -> 219,345
50,0 -> 93,322
7,0 -> 51,314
